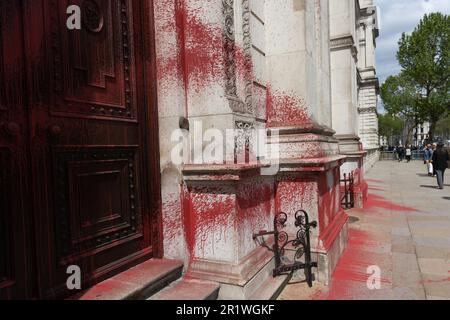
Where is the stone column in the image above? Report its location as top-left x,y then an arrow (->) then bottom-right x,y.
176,0 -> 285,300
358,1 -> 380,172
265,0 -> 348,284
329,0 -> 368,208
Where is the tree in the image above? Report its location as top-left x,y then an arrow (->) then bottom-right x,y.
380,74 -> 425,145
378,113 -> 405,146
436,114 -> 450,139
381,12 -> 450,142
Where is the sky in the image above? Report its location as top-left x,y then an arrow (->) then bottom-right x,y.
375,0 -> 450,85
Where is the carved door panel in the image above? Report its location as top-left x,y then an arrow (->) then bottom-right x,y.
0,0 -> 34,299
24,0 -> 161,298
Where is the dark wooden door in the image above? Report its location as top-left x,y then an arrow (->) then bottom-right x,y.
0,0 -> 34,300
1,0 -> 161,299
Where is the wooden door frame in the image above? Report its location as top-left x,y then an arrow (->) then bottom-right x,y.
19,0 -> 163,298
140,0 -> 164,259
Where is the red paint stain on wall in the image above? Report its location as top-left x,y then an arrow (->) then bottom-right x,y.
156,1 -> 225,91
318,169 -> 341,232
235,46 -> 253,81
185,185 -> 235,259
266,87 -> 311,127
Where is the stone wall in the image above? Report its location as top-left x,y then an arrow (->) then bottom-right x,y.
152,0 -> 354,299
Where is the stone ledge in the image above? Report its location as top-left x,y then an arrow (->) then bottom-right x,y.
78,259 -> 184,300
182,163 -> 269,181
188,245 -> 274,287
277,155 -> 347,173
341,150 -> 368,158
268,122 -> 336,137
149,279 -> 220,300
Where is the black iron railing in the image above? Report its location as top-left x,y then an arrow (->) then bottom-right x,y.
341,172 -> 355,210
253,210 -> 318,288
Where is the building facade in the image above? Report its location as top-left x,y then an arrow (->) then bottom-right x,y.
413,122 -> 431,147
1,0 -> 379,300
329,0 -> 380,208
357,0 -> 380,169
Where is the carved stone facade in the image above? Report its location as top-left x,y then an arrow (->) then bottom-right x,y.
358,0 -> 381,170
329,0 -> 380,208
153,0 -> 379,299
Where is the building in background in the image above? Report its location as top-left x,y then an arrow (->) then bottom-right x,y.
413,122 -> 431,147
329,0 -> 380,208
358,0 -> 380,167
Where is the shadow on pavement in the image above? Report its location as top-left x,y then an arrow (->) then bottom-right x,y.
443,197 -> 450,201
417,173 -> 431,177
420,185 -> 438,189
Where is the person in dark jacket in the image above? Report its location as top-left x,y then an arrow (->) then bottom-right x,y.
397,145 -> 405,162
431,140 -> 450,189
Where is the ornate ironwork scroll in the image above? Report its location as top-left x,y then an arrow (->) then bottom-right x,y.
341,172 -> 355,210
253,210 -> 318,288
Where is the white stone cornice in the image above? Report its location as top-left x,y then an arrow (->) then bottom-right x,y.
330,35 -> 358,61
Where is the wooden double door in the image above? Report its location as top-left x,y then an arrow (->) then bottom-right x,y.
0,0 -> 161,299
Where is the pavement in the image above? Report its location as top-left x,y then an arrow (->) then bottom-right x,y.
279,160 -> 450,300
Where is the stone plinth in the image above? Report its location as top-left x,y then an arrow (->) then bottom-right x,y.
268,124 -> 349,284
182,164 -> 280,299
336,134 -> 368,208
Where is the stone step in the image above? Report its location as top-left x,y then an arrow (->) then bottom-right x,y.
79,259 -> 184,300
149,278 -> 220,300
248,274 -> 291,300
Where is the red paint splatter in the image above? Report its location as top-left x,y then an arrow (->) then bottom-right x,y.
183,185 -> 236,261
364,194 -> 419,212
235,46 -> 253,81
156,1 -> 226,92
266,87 -> 312,127
421,277 -> 450,284
368,186 -> 386,192
315,229 -> 392,300
318,169 -> 341,234
366,179 -> 385,184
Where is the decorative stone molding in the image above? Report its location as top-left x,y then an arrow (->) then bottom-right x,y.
241,0 -> 253,114
235,120 -> 254,153
330,35 -> 358,61
223,0 -> 237,97
222,0 -> 254,116
358,107 -> 377,114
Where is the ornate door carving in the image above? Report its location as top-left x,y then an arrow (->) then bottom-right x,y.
1,0 -> 161,299
0,0 -> 33,299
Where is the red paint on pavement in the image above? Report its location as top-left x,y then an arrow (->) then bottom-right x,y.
366,179 -> 385,184
315,229 -> 391,300
365,194 -> 418,212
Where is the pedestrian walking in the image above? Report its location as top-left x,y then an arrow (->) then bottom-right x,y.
431,140 -> 449,190
424,144 -> 434,176
432,143 -> 437,177
405,145 -> 412,162
397,145 -> 405,162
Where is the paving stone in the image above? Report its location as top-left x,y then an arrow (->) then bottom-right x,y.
418,259 -> 450,277
278,161 -> 450,300
415,246 -> 450,259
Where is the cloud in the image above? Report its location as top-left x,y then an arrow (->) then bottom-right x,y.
375,0 -> 450,84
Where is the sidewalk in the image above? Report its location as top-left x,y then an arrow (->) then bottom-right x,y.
279,160 -> 450,300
